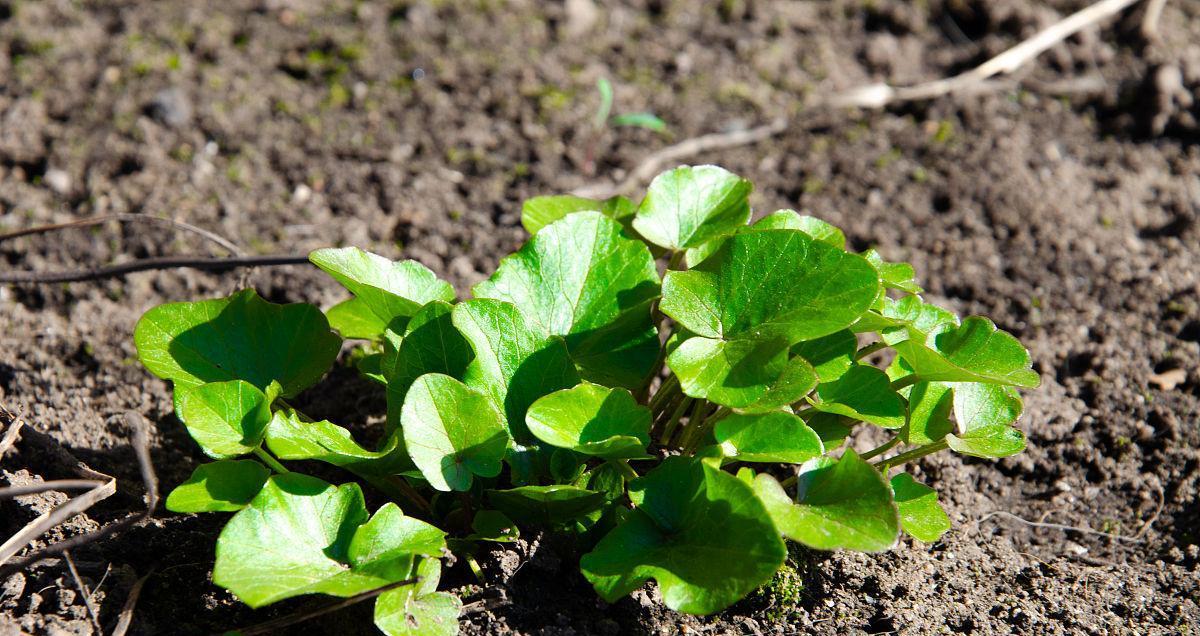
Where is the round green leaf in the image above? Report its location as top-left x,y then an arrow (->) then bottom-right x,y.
382,301 -> 474,431
580,457 -> 786,615
901,381 -> 954,445
451,299 -> 580,442
326,297 -> 389,340
266,408 -> 414,476
809,365 -> 906,429
660,229 -> 881,344
177,380 -> 277,458
400,373 -> 510,492
946,382 -> 1026,458
469,510 -> 520,542
521,194 -> 635,235
213,474 -> 435,608
683,209 -> 844,267
753,450 -> 899,552
890,473 -> 950,543
713,412 -> 824,464
309,247 -> 455,326
487,485 -> 606,525
525,383 -> 651,459
473,212 -> 661,389
667,336 -> 817,411
631,165 -> 752,251
134,289 -> 341,397
374,558 -> 462,636
890,317 -> 1040,388
862,249 -> 922,294
791,329 -> 857,382
165,459 -> 270,513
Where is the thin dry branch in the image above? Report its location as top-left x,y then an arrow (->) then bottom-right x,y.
64,550 -> 103,634
0,213 -> 243,256
0,477 -> 117,566
975,510 -> 1146,543
110,567 -> 154,636
0,254 -> 312,284
824,0 -> 1145,109
0,408 -> 25,460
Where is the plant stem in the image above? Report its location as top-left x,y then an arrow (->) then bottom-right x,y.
666,250 -> 686,271
680,400 -> 714,453
363,474 -> 433,517
890,374 -> 921,391
859,436 -> 901,461
854,341 -> 888,360
253,447 -> 289,474
875,439 -> 949,471
659,396 -> 694,446
648,375 -> 680,413
610,459 -> 639,482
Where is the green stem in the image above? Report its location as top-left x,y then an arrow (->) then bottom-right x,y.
890,374 -> 921,391
666,250 -> 686,271
610,459 -> 639,482
854,341 -> 888,360
680,400 -> 714,453
361,474 -> 433,517
253,447 -> 289,474
876,439 -> 949,471
659,396 -> 694,446
648,375 -> 680,414
859,436 -> 901,461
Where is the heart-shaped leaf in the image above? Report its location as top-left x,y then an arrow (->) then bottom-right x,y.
135,289 -> 341,397
374,558 -> 461,636
890,317 -> 1040,388
900,381 -> 954,445
469,510 -> 521,542
631,165 -> 752,251
400,373 -> 510,492
266,408 -> 414,475
809,365 -> 906,429
862,249 -> 922,294
326,297 -> 389,340
791,329 -> 857,382
580,457 -> 786,615
382,301 -> 474,430
890,473 -> 950,543
165,459 -> 270,513
946,382 -> 1026,458
525,383 -> 651,459
177,380 -> 279,458
661,230 -> 880,345
309,248 -> 455,327
667,336 -> 817,411
452,299 -> 580,442
684,209 -> 845,267
213,474 -> 443,607
474,212 -> 661,389
753,450 -> 899,552
713,412 -> 824,464
521,194 -> 635,235
487,486 -> 606,525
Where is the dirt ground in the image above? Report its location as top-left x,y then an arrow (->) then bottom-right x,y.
1,0 -> 1198,634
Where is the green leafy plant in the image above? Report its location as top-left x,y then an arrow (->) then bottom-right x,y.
135,164 -> 1039,634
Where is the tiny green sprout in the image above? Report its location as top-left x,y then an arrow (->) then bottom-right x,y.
134,164 -> 1039,634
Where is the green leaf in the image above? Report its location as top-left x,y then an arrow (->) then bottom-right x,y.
349,504 -> 448,577
580,457 -> 786,615
804,412 -> 852,449
879,296 -> 958,345
400,373 -> 510,492
487,486 -> 606,525
135,289 -> 341,397
525,383 -> 651,459
265,408 -> 414,475
469,510 -> 520,542
474,212 -> 661,389
309,247 -> 455,326
165,459 -> 270,513
382,301 -> 474,430
791,329 -> 857,382
661,230 -> 880,344
374,558 -> 462,636
890,473 -> 950,543
451,299 -> 581,442
713,412 -> 823,464
520,194 -> 635,236
612,112 -> 667,132
632,165 -> 752,251
213,474 -> 438,607
667,336 -> 817,411
753,450 -> 899,552
862,249 -> 922,294
809,365 -> 906,429
177,380 -> 278,459
683,209 -> 845,268
946,383 -> 1026,458
326,297 -> 389,340
901,381 -> 954,445
890,317 -> 1040,388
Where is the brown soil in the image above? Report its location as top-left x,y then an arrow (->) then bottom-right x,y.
2,1 -> 1199,634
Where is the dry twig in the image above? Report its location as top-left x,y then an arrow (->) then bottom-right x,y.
975,510 -> 1146,543
0,213 -> 243,256
64,550 -> 104,634
824,0 -> 1145,109
110,567 -> 155,636
0,254 -> 312,284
